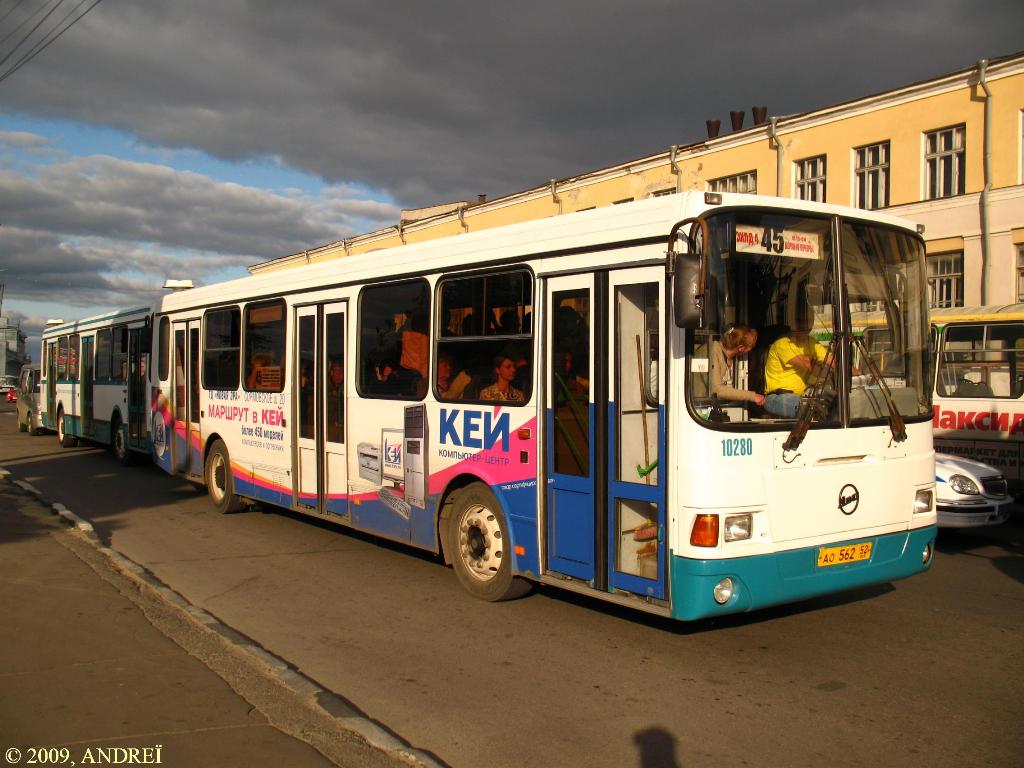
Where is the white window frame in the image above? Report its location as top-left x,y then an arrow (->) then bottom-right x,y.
1016,244 -> 1024,303
794,155 -> 827,202
854,141 -> 890,210
924,125 -> 966,200
928,251 -> 964,309
707,171 -> 757,194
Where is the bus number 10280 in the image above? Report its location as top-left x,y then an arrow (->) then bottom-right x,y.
721,438 -> 753,457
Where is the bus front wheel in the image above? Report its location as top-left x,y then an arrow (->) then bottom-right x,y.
57,409 -> 78,448
205,440 -> 244,514
446,483 -> 530,602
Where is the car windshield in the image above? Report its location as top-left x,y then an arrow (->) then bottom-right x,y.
688,210 -> 930,432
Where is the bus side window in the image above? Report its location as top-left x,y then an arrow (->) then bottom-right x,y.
358,280 -> 430,400
435,270 -> 533,405
95,329 -> 112,380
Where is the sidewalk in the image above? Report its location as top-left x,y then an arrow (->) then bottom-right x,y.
0,477 -> 427,768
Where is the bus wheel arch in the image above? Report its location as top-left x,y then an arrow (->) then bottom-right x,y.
443,480 -> 530,602
204,438 -> 244,514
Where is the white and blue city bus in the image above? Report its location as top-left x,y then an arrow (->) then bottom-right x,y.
129,190 -> 936,620
40,307 -> 152,463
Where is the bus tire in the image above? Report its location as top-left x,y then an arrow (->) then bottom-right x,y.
110,414 -> 134,466
57,408 -> 78,448
18,413 -> 28,432
446,483 -> 530,602
205,440 -> 244,514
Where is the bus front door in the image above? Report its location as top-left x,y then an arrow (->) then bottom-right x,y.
294,303 -> 349,518
80,336 -> 95,437
606,268 -> 666,600
545,268 -> 667,600
546,274 -> 598,583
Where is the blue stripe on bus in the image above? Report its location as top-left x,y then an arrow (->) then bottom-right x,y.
669,526 -> 936,621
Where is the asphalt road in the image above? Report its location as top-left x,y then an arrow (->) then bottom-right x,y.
1,401 -> 1022,768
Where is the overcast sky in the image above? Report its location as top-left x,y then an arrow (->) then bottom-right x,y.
1,0 -> 1020,355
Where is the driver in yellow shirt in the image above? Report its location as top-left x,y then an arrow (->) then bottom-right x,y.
764,327 -> 828,417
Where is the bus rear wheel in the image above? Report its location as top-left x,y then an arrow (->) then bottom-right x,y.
446,483 -> 530,602
57,408 -> 78,448
205,440 -> 244,514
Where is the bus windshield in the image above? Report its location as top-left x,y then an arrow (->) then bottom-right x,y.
688,210 -> 930,430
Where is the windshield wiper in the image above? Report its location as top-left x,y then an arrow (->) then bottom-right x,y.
851,333 -> 907,443
782,335 -> 839,453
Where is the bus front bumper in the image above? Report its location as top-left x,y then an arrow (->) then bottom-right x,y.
670,526 -> 936,622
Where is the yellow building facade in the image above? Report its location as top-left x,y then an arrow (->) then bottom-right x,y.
251,52 -> 1024,308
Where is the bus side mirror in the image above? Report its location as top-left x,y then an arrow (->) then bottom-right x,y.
673,253 -> 702,329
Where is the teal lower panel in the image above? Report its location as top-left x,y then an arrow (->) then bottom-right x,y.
670,527 -> 936,621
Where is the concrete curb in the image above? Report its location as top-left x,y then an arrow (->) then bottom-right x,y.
0,467 -> 446,768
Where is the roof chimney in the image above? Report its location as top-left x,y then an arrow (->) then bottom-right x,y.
706,119 -> 721,139
752,106 -> 768,125
730,110 -> 745,131
477,194 -> 487,204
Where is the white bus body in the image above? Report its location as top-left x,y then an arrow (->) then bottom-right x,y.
929,304 -> 1024,490
99,191 -> 933,621
40,307 -> 152,461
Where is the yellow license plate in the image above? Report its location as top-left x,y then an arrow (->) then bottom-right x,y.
817,542 -> 873,567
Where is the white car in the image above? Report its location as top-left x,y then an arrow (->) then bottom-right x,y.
934,453 -> 1012,528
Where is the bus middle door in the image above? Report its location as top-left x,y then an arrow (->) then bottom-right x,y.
294,303 -> 349,518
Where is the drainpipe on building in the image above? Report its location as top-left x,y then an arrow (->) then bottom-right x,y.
396,222 -> 406,244
977,59 -> 993,305
550,179 -> 562,215
768,117 -> 783,196
458,204 -> 468,233
669,145 -> 681,193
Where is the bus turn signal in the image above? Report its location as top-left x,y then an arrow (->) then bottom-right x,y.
690,514 -> 719,547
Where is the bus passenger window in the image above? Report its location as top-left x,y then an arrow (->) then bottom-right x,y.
111,325 -> 128,382
435,270 -> 533,405
57,336 -> 68,380
204,307 -> 241,390
244,300 -> 285,393
68,334 -> 80,381
358,280 -> 430,400
95,329 -> 112,380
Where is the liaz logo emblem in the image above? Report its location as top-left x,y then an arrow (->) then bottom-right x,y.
838,484 -> 860,515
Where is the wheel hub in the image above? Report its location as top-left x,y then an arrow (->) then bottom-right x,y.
458,504 -> 502,581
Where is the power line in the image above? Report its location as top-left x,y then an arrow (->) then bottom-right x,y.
0,0 -> 103,86
0,0 -> 66,68
0,0 -> 52,48
0,0 -> 33,29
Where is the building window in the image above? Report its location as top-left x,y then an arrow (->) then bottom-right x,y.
612,197 -> 635,205
1017,244 -> 1024,302
855,141 -> 890,209
794,156 -> 826,202
707,171 -> 756,194
650,188 -> 675,197
928,252 -> 964,308
925,125 -> 965,199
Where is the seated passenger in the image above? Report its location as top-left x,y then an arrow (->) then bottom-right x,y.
437,354 -> 471,400
479,355 -> 525,403
711,325 -> 765,406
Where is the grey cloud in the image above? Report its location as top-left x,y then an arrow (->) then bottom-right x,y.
1,1 -> 1018,205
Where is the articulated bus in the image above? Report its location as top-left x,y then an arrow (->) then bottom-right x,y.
125,190 -> 935,621
928,304 -> 1024,489
40,307 -> 151,462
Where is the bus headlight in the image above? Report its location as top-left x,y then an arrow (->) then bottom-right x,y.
723,513 -> 752,542
914,489 -> 933,514
713,577 -> 734,604
948,475 -> 979,495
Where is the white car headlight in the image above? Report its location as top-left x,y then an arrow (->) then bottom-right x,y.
948,474 -> 979,495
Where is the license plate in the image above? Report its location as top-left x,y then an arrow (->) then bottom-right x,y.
817,542 -> 873,567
